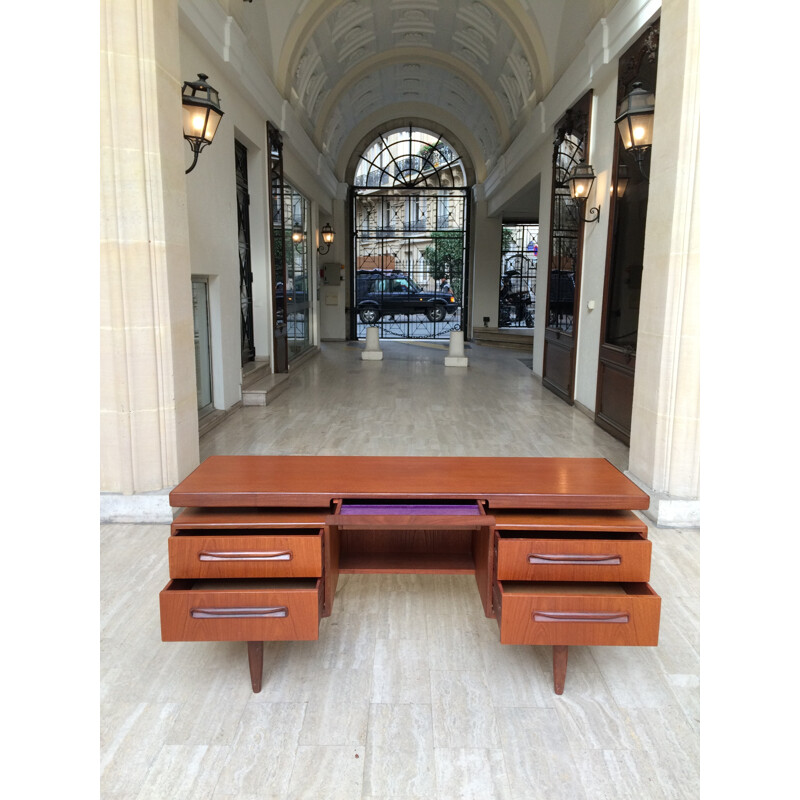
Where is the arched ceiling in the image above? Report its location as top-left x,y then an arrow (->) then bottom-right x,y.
266,0 -> 614,180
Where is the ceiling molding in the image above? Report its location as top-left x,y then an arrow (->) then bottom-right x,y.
276,0 -> 553,168
314,47 -> 511,153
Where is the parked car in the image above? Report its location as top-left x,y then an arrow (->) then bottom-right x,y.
356,269 -> 458,323
275,277 -> 308,307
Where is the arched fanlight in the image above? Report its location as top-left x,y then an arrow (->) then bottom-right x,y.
182,74 -> 224,174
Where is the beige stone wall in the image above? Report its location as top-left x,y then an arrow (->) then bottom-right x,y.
100,0 -> 199,494
629,0 -> 700,503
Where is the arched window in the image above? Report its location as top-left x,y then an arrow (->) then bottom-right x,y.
351,126 -> 469,340
353,127 -> 466,189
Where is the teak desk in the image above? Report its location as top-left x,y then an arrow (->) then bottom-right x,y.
160,456 -> 660,694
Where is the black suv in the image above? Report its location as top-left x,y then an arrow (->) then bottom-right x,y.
356,269 -> 458,324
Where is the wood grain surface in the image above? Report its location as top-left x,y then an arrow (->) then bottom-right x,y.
170,456 -> 650,510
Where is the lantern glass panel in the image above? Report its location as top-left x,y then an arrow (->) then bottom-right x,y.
203,108 -> 223,143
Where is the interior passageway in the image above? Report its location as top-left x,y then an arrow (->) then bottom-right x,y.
200,341 -> 631,468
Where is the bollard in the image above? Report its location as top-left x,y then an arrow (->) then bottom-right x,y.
444,330 -> 468,367
361,326 -> 384,360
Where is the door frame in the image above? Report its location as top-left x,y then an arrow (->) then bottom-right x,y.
542,91 -> 593,404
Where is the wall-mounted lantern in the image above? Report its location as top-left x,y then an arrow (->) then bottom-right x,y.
318,223 -> 335,254
567,161 -> 601,223
615,82 -> 655,177
182,74 -> 224,174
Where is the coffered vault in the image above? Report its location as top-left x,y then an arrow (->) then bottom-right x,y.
265,0 -> 613,177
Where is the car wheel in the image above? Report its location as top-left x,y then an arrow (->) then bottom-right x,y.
426,304 -> 446,323
525,313 -> 534,327
359,306 -> 380,324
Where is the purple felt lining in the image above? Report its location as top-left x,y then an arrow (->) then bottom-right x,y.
339,503 -> 481,516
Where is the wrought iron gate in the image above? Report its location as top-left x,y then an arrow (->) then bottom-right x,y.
499,224 -> 538,328
351,127 -> 469,340
235,140 -> 255,365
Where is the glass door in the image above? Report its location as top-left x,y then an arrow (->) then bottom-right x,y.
542,92 -> 592,404
284,184 -> 313,359
595,21 -> 659,444
192,277 -> 213,416
267,122 -> 289,373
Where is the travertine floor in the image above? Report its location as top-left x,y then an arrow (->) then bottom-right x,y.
100,341 -> 699,799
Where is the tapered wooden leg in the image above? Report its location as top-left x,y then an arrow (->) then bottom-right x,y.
553,645 -> 568,695
247,641 -> 264,693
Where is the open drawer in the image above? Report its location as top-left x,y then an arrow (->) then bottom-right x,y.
328,499 -> 493,529
160,578 -> 323,642
495,533 -> 651,582
493,581 -> 660,646
168,533 -> 322,579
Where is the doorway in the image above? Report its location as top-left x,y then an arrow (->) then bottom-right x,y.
542,93 -> 592,403
235,140 -> 255,366
192,277 -> 213,417
351,126 -> 469,340
595,21 -> 659,444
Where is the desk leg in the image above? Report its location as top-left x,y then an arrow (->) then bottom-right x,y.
553,645 -> 568,695
247,641 -> 264,693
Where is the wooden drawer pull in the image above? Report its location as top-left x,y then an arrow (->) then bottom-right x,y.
527,553 -> 621,566
198,550 -> 292,562
190,606 -> 289,619
533,611 -> 629,624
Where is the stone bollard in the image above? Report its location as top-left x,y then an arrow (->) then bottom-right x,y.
444,330 -> 468,367
361,326 -> 384,360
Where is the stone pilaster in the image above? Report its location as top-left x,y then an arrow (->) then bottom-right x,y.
628,0 -> 700,527
100,0 -> 199,517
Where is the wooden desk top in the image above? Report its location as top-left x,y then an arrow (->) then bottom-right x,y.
170,456 -> 649,511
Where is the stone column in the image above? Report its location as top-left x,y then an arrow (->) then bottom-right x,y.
100,0 -> 199,518
445,331 -> 469,367
628,0 -> 700,527
362,327 -> 384,360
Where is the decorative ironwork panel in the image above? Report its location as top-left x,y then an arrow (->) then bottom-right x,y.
548,110 -> 589,334
604,20 -> 660,350
499,224 -> 538,328
267,122 -> 289,372
353,126 -> 466,189
235,140 -> 255,364
353,188 -> 467,340
352,126 -> 469,340
282,184 -> 312,359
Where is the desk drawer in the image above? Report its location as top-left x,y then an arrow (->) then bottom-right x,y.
494,581 -> 660,646
160,578 -> 322,642
168,534 -> 322,579
496,535 -> 651,582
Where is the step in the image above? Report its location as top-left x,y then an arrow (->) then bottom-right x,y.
472,327 -> 533,351
242,359 -> 271,389
241,373 -> 291,406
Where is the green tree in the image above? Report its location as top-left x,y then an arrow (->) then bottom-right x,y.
501,226 -> 516,254
422,232 -> 463,299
